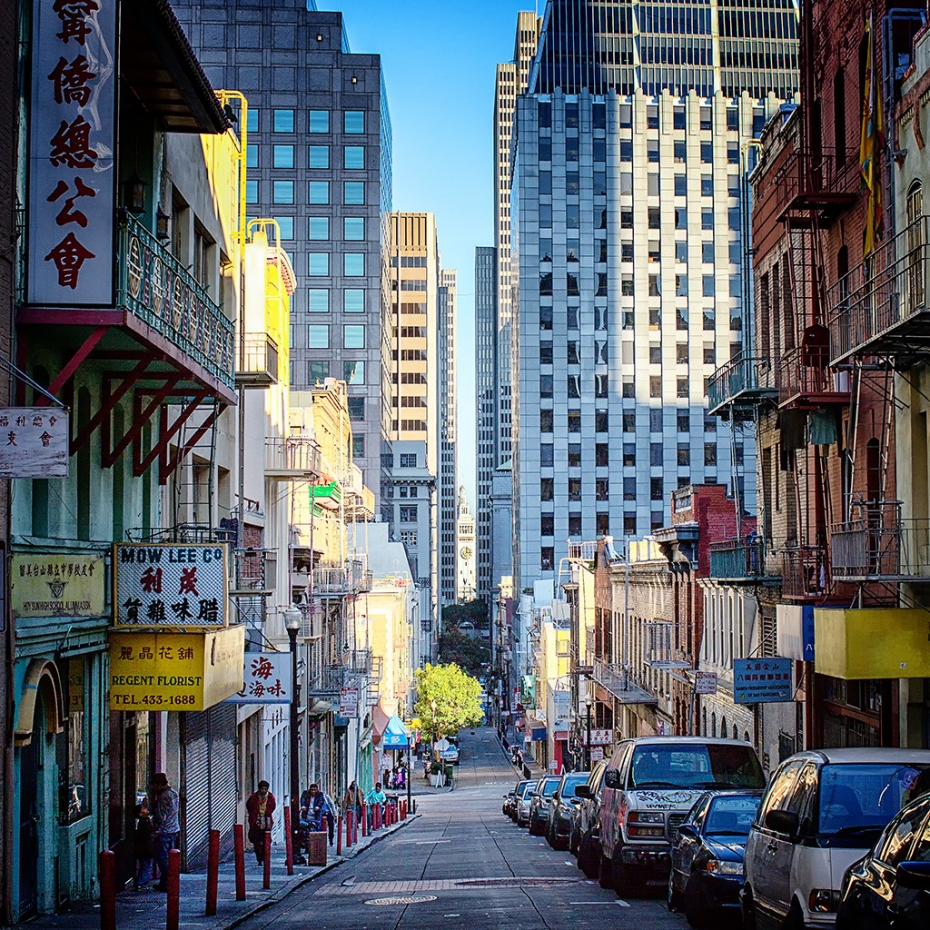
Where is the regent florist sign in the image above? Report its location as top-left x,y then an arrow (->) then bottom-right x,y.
109,626 -> 244,711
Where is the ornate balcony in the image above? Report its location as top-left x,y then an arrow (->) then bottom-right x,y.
829,216 -> 930,367
709,537 -> 772,583
235,333 -> 279,387
707,355 -> 778,419
119,212 -> 235,390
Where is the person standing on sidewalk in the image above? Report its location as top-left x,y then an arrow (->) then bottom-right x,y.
246,781 -> 276,864
342,781 -> 362,826
365,782 -> 386,829
150,773 -> 180,892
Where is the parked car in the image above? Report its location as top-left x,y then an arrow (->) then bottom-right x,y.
547,771 -> 590,850
515,779 -> 535,827
836,788 -> 930,930
528,775 -> 562,836
742,748 -> 930,930
668,790 -> 762,927
505,779 -> 531,821
573,760 -> 607,878
440,745 -> 460,765
599,737 -> 766,897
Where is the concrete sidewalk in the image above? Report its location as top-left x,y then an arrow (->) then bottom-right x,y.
5,812 -> 419,930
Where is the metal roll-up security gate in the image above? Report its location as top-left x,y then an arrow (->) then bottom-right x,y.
181,704 -> 238,869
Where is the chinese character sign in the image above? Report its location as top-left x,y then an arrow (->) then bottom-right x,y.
28,0 -> 116,306
0,408 -> 70,478
114,544 -> 228,628
733,657 -> 793,704
339,687 -> 359,718
10,552 -> 104,618
226,652 -> 293,705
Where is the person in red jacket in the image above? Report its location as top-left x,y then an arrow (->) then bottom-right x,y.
246,781 -> 276,864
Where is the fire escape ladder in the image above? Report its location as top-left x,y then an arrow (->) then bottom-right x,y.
168,396 -> 222,530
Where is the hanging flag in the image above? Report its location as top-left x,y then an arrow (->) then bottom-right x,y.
859,14 -> 885,255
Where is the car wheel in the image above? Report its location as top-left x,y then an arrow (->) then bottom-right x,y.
569,825 -> 579,856
684,906 -> 710,928
529,819 -> 541,836
741,889 -> 758,930
784,902 -> 806,930
598,853 -> 614,890
614,862 -> 639,899
667,871 -> 682,912
578,838 -> 597,878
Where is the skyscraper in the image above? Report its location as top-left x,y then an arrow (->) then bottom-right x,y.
438,268 -> 458,608
173,0 -> 392,504
474,245 -> 496,602
512,0 -> 798,596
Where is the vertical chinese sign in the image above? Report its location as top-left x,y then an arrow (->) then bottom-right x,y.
28,0 -> 117,306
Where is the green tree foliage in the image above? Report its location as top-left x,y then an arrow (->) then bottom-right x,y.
414,662 -> 485,739
437,622 -> 490,676
441,600 -> 489,628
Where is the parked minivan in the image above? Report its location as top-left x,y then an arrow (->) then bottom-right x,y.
598,737 -> 766,896
742,747 -> 930,930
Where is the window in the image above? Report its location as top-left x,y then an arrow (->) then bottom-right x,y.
540,444 -> 554,466
701,142 -> 713,163
650,443 -> 663,467
540,375 -> 553,397
541,478 -> 554,501
344,145 -> 364,169
567,411 -> 580,433
274,217 -> 294,240
596,410 -> 609,432
649,346 -> 662,365
309,217 -> 329,240
399,453 -> 417,468
651,477 -> 664,500
273,109 -> 294,133
245,180 -> 258,203
596,478 -> 609,501
309,145 -> 329,168
677,378 -> 689,398
703,276 -> 716,297
568,478 -> 582,501
541,514 -> 554,537
309,253 -> 329,276
648,208 -> 660,229
308,108 -> 330,133
273,145 -> 294,169
309,181 -> 329,204
676,208 -> 688,230
246,144 -> 258,168
344,181 -> 365,205
306,290 -> 328,314
344,325 -> 365,348
308,360 -> 328,382
273,180 -> 294,204
676,241 -> 688,263
568,514 -> 583,537
308,325 -> 329,348
702,209 -> 714,230
596,444 -> 608,467
346,397 -> 365,421
705,444 -> 717,466
623,477 -> 636,500
677,444 -> 690,466
540,409 -> 553,432
539,344 -> 553,365
344,217 -> 365,240
675,175 -> 687,197
344,254 -> 364,276
678,412 -> 690,433
399,505 -> 418,522
541,547 -> 554,570
344,360 -> 365,384
344,289 -> 365,313
623,444 -> 636,467
344,110 -> 365,133
650,377 -> 662,398
246,108 -> 259,132
568,445 -> 582,467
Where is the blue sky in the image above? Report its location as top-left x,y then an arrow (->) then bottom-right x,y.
316,0 -> 537,510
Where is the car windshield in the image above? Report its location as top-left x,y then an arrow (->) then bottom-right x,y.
561,773 -> 588,796
705,796 -> 761,836
540,777 -> 561,797
628,744 -> 765,790
819,763 -> 930,836
519,783 -> 534,798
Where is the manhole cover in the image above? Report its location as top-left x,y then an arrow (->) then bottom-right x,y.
365,895 -> 437,906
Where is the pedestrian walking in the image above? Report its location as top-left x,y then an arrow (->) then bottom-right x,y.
149,772 -> 180,892
134,802 -> 155,890
246,780 -> 276,864
342,781 -> 362,822
365,782 -> 386,829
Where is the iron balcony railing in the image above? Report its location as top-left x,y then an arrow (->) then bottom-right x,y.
830,503 -> 930,580
828,215 -> 930,365
308,663 -> 348,696
759,146 -> 858,224
781,545 -> 827,599
591,657 -> 654,705
236,333 -> 279,386
119,212 -> 235,388
312,562 -> 372,596
709,537 -> 766,581
707,355 -> 778,416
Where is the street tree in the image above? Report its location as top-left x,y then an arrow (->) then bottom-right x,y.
414,662 -> 485,741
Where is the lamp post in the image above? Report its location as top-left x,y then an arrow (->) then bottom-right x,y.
285,606 -> 305,865
585,698 -> 593,771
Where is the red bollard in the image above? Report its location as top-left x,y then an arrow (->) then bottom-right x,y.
361,802 -> 367,837
336,815 -> 343,856
263,833 -> 271,889
205,829 -> 220,916
99,849 -> 116,930
401,800 -> 407,820
166,848 -> 181,930
234,824 -> 246,901
349,810 -> 356,847
284,806 -> 294,876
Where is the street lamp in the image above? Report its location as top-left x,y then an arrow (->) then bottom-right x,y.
585,698 -> 593,771
285,606 -> 305,865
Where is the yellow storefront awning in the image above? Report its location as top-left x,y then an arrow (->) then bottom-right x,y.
814,608 -> 930,679
109,625 -> 245,711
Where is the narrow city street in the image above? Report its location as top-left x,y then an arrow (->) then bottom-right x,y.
239,728 -> 685,930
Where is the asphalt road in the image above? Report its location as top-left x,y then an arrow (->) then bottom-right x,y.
237,727 -> 693,930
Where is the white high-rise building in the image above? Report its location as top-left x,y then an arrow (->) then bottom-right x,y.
438,269 -> 458,608
512,0 -> 798,598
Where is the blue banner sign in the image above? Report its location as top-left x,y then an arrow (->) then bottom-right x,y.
734,657 -> 793,704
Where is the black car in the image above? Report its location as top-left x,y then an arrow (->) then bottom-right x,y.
528,775 -> 562,836
547,771 -> 589,850
572,760 -> 607,879
668,790 -> 762,928
836,791 -> 930,930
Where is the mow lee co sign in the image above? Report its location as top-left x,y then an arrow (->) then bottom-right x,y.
114,543 -> 228,629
